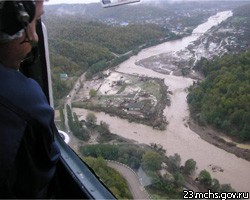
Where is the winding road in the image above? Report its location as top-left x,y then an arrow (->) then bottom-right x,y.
107,161 -> 149,200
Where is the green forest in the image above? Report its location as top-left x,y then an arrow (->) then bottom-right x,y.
44,16 -> 169,106
188,51 -> 250,141
82,156 -> 133,199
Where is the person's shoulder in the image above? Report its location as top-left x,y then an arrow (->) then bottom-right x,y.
0,64 -> 45,100
0,64 -> 52,119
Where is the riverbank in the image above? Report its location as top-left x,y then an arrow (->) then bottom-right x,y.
189,120 -> 250,162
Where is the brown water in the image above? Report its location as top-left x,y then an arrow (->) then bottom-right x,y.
74,11 -> 250,193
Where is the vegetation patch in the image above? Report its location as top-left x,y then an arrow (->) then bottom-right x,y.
82,156 -> 133,199
188,51 -> 250,141
80,143 -> 235,198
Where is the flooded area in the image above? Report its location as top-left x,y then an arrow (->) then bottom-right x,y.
73,11 -> 250,193
134,11 -> 233,77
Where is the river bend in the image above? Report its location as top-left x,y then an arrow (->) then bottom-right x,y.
74,11 -> 250,193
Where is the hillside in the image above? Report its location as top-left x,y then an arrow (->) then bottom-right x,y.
43,1 -> 249,107
188,51 -> 250,141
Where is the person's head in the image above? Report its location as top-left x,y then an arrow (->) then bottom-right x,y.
0,0 -> 44,69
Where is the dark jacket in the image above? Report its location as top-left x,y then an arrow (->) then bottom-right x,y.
0,64 -> 60,198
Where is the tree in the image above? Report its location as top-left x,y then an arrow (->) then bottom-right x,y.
220,184 -> 235,192
68,113 -> 88,141
211,178 -> 220,192
183,159 -> 196,175
66,104 -> 74,130
142,151 -> 163,171
89,89 -> 97,98
198,170 -> 212,187
86,112 -> 97,127
59,107 -> 65,130
66,105 -> 90,141
72,112 -> 90,141
98,121 -> 110,135
173,172 -> 184,188
168,153 -> 181,173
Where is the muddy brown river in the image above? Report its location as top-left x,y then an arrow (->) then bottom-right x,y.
74,11 -> 250,193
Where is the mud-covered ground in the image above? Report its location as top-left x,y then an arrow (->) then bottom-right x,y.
136,21 -> 240,80
73,71 -> 170,129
